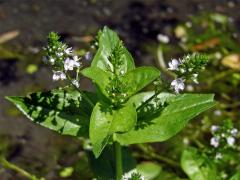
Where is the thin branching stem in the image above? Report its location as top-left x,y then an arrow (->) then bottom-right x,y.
137,144 -> 180,168
0,156 -> 39,180
66,74 -> 94,108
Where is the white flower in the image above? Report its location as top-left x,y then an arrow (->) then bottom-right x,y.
64,47 -> 73,55
192,73 -> 199,84
211,125 -> 219,133
168,59 -> 179,70
227,136 -> 235,146
52,71 -> 66,81
64,57 -> 81,71
56,52 -> 63,57
64,58 -> 75,71
214,110 -> 222,116
73,55 -> 81,67
122,170 -> 145,180
85,51 -> 92,61
171,78 -> 185,93
230,128 -> 238,136
186,22 -> 192,28
210,137 -> 220,148
120,70 -> 125,75
157,34 -> 170,44
72,79 -> 79,88
215,153 -> 222,160
49,57 -> 55,64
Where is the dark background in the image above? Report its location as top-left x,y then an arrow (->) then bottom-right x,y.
0,0 -> 240,179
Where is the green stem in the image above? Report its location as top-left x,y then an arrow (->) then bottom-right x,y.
137,144 -> 180,168
66,74 -> 94,108
0,156 -> 38,180
115,142 -> 123,180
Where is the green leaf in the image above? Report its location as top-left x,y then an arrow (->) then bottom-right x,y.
92,26 -> 135,72
136,162 -> 162,180
6,89 -> 97,137
81,66 -> 111,98
121,67 -> 160,98
115,93 -> 216,145
181,147 -> 217,180
230,172 -> 240,180
88,146 -> 136,180
90,102 -> 137,157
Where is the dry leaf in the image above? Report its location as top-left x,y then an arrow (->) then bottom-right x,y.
0,30 -> 20,44
192,37 -> 220,51
221,54 -> 240,70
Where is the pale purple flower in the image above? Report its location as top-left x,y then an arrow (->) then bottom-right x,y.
211,125 -> 219,133
168,59 -> 179,70
230,128 -> 238,136
64,47 -> 73,55
210,137 -> 219,148
64,57 -> 81,71
52,71 -> 66,81
72,79 -> 80,88
171,78 -> 185,93
227,136 -> 235,146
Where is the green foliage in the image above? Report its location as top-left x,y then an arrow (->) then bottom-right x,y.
181,147 -> 217,180
5,26 -> 216,179
6,88 -> 97,137
88,146 -> 136,180
115,93 -> 216,145
136,162 -> 162,180
92,26 -> 135,73
81,66 -> 112,98
89,101 -> 136,157
120,67 -> 160,98
230,172 -> 240,180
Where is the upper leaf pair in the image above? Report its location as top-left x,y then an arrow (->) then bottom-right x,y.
82,27 -> 160,157
82,27 -> 160,103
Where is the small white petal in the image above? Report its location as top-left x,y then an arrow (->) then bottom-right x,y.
73,55 -> 79,61
53,71 -> 66,81
60,73 -> 66,80
72,80 -> 79,88
52,74 -> 60,81
171,78 -> 185,93
231,128 -> 238,135
65,47 -> 73,55
157,34 -> 170,43
227,136 -> 235,146
211,125 -> 219,133
168,59 -> 179,70
210,137 -> 219,148
50,58 -> 55,63
215,153 -> 222,160
214,110 -> 222,116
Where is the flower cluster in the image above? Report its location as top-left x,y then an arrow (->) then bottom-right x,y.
209,120 -> 239,159
210,125 -> 238,148
122,170 -> 145,180
168,54 -> 208,93
43,32 -> 82,88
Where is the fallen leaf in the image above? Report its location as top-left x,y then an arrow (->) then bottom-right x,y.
0,30 -> 20,44
222,54 -> 240,70
192,37 -> 220,51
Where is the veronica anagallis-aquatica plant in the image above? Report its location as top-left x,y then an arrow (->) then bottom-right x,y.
6,27 -> 216,180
